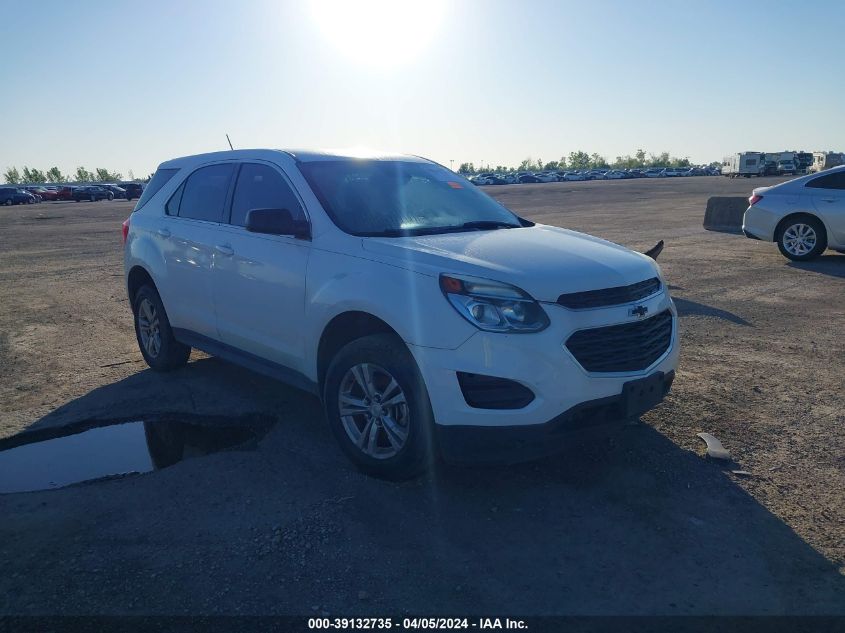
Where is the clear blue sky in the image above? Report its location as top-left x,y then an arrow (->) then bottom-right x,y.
1,0 -> 843,177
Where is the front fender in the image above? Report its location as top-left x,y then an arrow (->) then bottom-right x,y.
303,250 -> 476,380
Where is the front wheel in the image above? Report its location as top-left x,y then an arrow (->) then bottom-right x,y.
323,334 -> 434,480
777,216 -> 827,261
133,285 -> 191,371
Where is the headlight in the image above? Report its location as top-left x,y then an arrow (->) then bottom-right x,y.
439,274 -> 550,333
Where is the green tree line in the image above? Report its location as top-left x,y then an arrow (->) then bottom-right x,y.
458,149 -> 698,175
3,166 -> 128,185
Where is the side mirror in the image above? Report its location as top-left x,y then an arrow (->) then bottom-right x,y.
245,208 -> 310,239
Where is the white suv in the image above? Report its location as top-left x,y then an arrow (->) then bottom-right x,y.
124,149 -> 679,479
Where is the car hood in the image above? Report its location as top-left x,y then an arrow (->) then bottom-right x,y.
361,224 -> 659,302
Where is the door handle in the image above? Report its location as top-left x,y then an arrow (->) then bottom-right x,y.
214,244 -> 234,257
820,198 -> 836,203
156,228 -> 171,238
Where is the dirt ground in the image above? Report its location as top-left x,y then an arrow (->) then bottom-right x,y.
1,176 -> 843,616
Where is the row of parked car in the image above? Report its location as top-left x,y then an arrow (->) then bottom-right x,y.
469,166 -> 721,185
0,182 -> 145,205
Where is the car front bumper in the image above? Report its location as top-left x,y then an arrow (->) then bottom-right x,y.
435,371 -> 675,462
408,290 -> 680,458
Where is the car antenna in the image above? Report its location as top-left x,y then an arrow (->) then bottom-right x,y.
226,134 -> 234,151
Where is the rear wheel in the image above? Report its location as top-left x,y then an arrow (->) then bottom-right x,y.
777,215 -> 826,261
133,285 -> 191,371
323,334 -> 434,480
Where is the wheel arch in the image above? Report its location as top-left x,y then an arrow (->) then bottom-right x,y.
316,311 -> 403,392
127,265 -> 156,305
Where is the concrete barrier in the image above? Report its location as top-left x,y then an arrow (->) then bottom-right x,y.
703,197 -> 748,233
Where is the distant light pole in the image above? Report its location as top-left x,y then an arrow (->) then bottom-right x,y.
450,159 -> 454,171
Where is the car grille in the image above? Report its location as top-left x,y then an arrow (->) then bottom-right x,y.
565,310 -> 673,373
557,277 -> 661,310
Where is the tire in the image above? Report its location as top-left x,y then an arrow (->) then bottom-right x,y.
89,195 -> 95,202
323,333 -> 434,480
3,199 -> 10,206
108,194 -> 114,201
133,284 -> 191,371
777,215 -> 827,261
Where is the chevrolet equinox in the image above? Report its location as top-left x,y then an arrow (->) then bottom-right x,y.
123,149 -> 679,479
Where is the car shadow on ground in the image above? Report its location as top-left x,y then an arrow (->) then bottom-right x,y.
672,297 -> 751,326
787,254 -> 845,279
3,359 -> 845,615
26,355 -> 324,433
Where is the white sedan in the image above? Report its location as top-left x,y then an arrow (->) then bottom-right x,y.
743,166 -> 845,260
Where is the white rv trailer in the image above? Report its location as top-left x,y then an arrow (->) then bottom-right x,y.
722,152 -> 764,178
809,151 -> 845,173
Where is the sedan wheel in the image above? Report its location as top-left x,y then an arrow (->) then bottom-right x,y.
782,223 -> 816,257
777,216 -> 826,261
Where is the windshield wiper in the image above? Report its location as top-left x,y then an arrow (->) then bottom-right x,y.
460,220 -> 521,230
364,221 -> 520,238
365,227 -> 450,237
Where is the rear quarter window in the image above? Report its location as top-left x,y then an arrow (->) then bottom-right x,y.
133,168 -> 179,212
806,171 -> 845,190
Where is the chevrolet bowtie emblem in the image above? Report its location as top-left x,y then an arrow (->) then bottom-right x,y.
629,305 -> 649,318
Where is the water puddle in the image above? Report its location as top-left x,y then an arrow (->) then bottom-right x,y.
0,418 -> 269,494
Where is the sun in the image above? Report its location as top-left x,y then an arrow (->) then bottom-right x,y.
310,0 -> 446,68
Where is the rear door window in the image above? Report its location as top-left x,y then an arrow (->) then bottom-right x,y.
229,163 -> 304,227
177,164 -> 235,223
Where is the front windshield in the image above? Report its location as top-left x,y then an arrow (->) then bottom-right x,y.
298,160 -> 523,236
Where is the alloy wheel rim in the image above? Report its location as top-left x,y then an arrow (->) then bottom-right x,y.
137,298 -> 162,358
338,363 -> 409,460
783,223 -> 816,256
